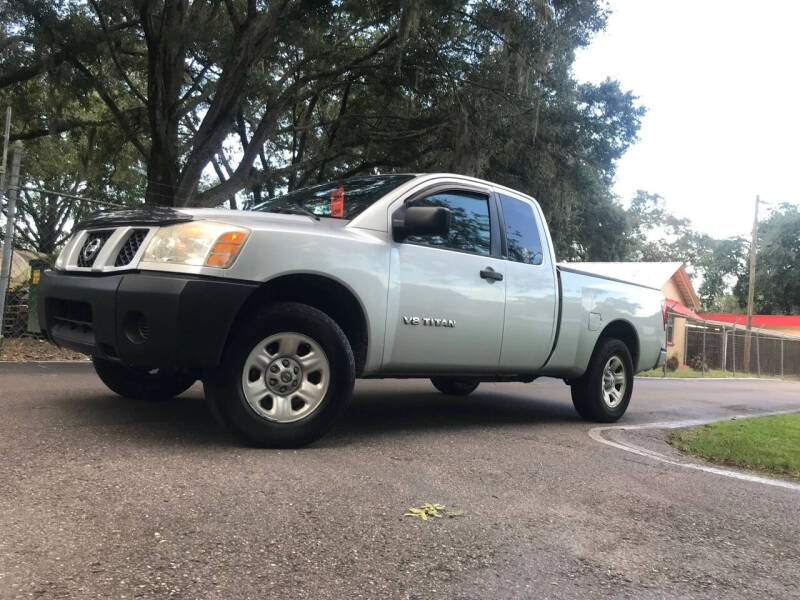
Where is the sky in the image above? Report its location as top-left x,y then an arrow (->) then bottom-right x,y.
573,0 -> 800,240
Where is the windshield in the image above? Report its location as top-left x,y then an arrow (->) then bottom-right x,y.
252,174 -> 416,220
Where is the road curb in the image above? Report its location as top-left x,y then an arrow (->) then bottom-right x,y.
589,411 -> 800,492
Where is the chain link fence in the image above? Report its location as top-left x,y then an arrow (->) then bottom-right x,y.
0,249 -> 41,340
1,283 -> 33,338
684,320 -> 800,377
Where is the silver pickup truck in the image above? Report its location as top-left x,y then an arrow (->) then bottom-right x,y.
39,173 -> 666,446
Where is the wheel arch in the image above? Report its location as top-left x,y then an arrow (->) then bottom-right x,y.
595,319 -> 640,371
227,273 -> 370,376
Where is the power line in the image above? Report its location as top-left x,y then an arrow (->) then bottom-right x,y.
19,187 -> 128,209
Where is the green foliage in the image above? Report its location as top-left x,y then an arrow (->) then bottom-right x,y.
687,354 -> 708,372
712,293 -> 744,314
0,0 -> 145,252
625,191 -> 695,262
694,236 -> 748,311
734,204 -> 800,314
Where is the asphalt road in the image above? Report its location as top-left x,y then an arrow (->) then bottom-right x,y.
2,362 -> 800,599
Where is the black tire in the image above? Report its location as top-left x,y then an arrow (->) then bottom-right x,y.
570,338 -> 634,422
92,357 -> 196,401
430,377 -> 480,396
203,302 -> 355,448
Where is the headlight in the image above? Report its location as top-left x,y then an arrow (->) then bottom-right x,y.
142,221 -> 250,268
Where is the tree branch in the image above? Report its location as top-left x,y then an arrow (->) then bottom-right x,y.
0,35 -> 34,52
0,52 -> 64,89
10,115 -> 130,141
88,0 -> 147,104
174,0 -> 291,203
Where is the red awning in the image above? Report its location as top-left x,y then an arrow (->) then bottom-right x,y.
665,299 -> 702,320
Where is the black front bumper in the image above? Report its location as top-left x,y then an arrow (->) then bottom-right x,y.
39,270 -> 256,370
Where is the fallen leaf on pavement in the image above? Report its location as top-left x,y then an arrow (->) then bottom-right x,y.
404,502 -> 463,520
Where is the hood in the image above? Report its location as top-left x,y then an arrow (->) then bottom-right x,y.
76,206 -> 193,229
179,207 -> 348,231
77,206 -> 345,232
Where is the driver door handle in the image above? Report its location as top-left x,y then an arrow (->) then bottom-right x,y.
480,267 -> 503,282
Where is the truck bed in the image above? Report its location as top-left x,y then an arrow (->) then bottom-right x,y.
537,265 -> 665,378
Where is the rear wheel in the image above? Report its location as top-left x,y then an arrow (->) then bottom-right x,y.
570,338 -> 633,422
204,302 -> 355,447
430,377 -> 480,396
92,357 -> 196,401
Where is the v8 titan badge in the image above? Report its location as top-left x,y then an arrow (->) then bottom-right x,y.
402,316 -> 456,328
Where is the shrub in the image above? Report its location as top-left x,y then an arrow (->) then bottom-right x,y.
688,354 -> 708,372
666,355 -> 679,372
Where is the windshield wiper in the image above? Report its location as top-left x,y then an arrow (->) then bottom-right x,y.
265,207 -> 321,221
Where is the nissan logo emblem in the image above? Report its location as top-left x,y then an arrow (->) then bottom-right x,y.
81,237 -> 104,263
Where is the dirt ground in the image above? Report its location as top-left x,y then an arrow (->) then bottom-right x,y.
0,337 -> 87,362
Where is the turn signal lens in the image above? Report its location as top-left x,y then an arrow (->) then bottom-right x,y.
218,231 -> 246,243
205,230 -> 249,268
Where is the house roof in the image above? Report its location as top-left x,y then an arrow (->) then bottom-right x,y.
700,313 -> 800,328
563,262 -> 701,309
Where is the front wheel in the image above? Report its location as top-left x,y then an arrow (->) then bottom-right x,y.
204,302 -> 355,448
430,377 -> 480,396
92,357 -> 196,401
570,338 -> 633,422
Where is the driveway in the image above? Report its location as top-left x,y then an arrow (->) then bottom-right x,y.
1,362 -> 799,599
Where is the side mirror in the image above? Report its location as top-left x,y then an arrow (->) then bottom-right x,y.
393,206 -> 451,241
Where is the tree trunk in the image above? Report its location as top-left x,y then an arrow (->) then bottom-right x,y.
145,148 -> 179,206
140,0 -> 189,206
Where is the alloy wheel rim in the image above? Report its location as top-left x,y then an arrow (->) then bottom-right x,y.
241,332 -> 330,423
601,355 -> 626,409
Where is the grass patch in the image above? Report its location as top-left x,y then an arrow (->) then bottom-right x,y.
671,414 -> 800,480
638,368 -> 781,379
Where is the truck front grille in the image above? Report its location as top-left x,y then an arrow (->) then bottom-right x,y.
61,226 -> 153,272
115,229 -> 149,266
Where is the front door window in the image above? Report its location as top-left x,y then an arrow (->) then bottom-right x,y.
405,191 -> 491,255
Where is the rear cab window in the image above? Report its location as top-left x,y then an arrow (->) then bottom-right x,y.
499,193 -> 544,265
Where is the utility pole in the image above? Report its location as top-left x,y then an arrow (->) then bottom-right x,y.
0,107 -> 10,198
743,195 -> 760,373
0,140 -> 23,346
